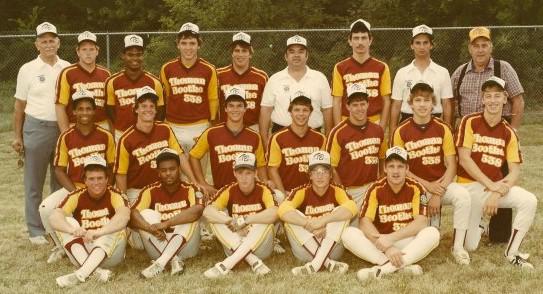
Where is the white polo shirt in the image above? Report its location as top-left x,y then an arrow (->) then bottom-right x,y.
391,60 -> 453,114
15,56 -> 70,121
261,66 -> 332,129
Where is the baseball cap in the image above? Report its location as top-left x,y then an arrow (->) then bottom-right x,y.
233,153 -> 256,170
179,22 -> 200,35
78,31 -> 97,44
290,89 -> 311,105
124,34 -> 143,49
233,32 -> 251,45
224,85 -> 246,102
135,86 -> 159,103
481,76 -> 506,91
286,35 -> 307,48
469,26 -> 491,43
36,22 -> 57,37
84,154 -> 107,169
156,148 -> 180,165
72,88 -> 95,107
412,24 -> 433,39
346,83 -> 369,101
308,151 -> 331,170
350,19 -> 371,32
410,81 -> 434,94
385,146 -> 408,162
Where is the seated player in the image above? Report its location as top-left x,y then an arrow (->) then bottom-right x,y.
391,81 -> 471,264
130,148 -> 204,278
49,155 -> 130,288
342,146 -> 440,281
456,76 -> 537,268
278,151 -> 357,275
203,153 -> 277,278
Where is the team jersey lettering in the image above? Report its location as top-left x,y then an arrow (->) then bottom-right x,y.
304,203 -> 335,217
232,203 -> 263,215
215,144 -> 254,164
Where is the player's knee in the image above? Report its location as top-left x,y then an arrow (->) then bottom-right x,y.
421,226 -> 440,244
341,226 -> 360,245
140,209 -> 161,224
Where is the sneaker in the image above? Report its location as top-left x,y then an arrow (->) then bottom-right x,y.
170,256 -> 184,276
201,227 -> 214,241
204,262 -> 230,278
452,249 -> 471,265
47,246 -> 66,264
326,260 -> 349,274
56,272 -> 85,288
398,264 -> 423,276
356,266 -> 382,281
251,259 -> 271,276
273,238 -> 286,254
291,262 -> 317,276
141,261 -> 164,279
93,267 -> 113,283
508,253 -> 534,269
29,235 -> 49,245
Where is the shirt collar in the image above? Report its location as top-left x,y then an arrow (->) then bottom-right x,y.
36,55 -> 62,68
407,59 -> 438,72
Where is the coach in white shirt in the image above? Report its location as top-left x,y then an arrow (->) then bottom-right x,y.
11,22 -> 70,245
259,35 -> 332,148
390,25 -> 453,132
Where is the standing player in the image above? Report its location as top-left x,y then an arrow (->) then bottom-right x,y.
389,25 -> 453,132
131,148 -> 204,278
56,31 -> 111,132
259,35 -> 333,147
332,19 -> 391,130
267,90 -> 326,200
456,77 -> 537,268
327,84 -> 386,212
392,81 -> 471,264
202,153 -> 277,278
40,88 -> 115,263
160,22 -> 218,153
106,34 -> 164,141
278,151 -> 357,275
49,155 -> 130,288
12,22 -> 70,244
217,32 -> 268,131
189,86 -> 268,196
342,146 -> 440,281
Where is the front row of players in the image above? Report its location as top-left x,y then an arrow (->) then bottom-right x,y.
42,76 -> 537,287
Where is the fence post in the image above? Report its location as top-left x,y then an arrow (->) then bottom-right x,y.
106,32 -> 110,69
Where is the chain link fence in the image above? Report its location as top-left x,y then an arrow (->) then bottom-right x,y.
1,26 -> 542,115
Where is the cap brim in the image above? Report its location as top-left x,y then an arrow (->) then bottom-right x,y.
481,81 -> 505,91
78,39 -> 97,44
84,163 -> 107,169
156,153 -> 180,164
385,153 -> 407,162
309,163 -> 331,170
73,97 -> 96,106
225,95 -> 246,104
37,31 -> 58,37
347,92 -> 369,101
136,93 -> 159,102
412,32 -> 433,39
470,35 -> 491,43
287,43 -> 307,48
232,40 -> 251,46
290,96 -> 311,104
234,164 -> 256,170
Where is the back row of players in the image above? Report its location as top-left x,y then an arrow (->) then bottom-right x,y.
16,20 -> 536,286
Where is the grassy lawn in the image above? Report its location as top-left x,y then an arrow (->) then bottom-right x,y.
0,124 -> 541,294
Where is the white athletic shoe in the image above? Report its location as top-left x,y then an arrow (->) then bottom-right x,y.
291,262 -> 317,276
201,227 -> 214,241
204,262 -> 231,278
47,246 -> 66,264
398,264 -> 423,276
326,260 -> 349,274
141,261 -> 164,279
251,259 -> 271,276
170,256 -> 184,276
93,267 -> 113,283
508,253 -> 534,269
56,272 -> 85,288
273,238 -> 286,254
452,248 -> 471,265
356,266 -> 382,281
29,235 -> 49,245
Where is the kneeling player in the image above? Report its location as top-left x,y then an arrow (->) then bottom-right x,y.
278,151 -> 357,275
130,148 -> 204,278
203,153 -> 277,278
49,155 -> 130,287
342,147 -> 440,281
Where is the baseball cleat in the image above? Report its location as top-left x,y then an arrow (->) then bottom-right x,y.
204,262 -> 231,278
291,262 -> 317,276
508,254 -> 534,269
326,260 -> 349,274
141,261 -> 165,278
47,246 -> 66,264
170,256 -> 184,276
452,248 -> 471,265
273,238 -> 286,254
251,260 -> 271,276
356,266 -> 382,281
93,267 -> 113,283
56,272 -> 85,288
398,264 -> 423,276
29,235 -> 49,245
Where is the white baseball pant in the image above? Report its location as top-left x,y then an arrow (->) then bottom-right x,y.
347,184 -> 370,227
170,121 -> 211,183
126,188 -> 145,250
39,188 -> 70,247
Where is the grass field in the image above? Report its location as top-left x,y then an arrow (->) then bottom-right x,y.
0,122 -> 541,294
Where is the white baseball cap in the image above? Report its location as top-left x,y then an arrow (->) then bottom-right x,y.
156,148 -> 180,163
346,83 -> 369,100
481,76 -> 506,91
84,154 -> 107,168
224,85 -> 246,101
290,89 -> 311,104
78,31 -> 97,44
36,22 -> 57,37
410,80 -> 434,93
286,35 -> 307,47
308,151 -> 331,169
72,87 -> 95,102
350,19 -> 371,31
385,146 -> 408,162
124,34 -> 143,48
179,22 -> 200,34
233,153 -> 256,170
412,24 -> 433,38
233,32 -> 251,45
136,86 -> 158,102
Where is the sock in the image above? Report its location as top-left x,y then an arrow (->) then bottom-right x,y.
505,229 -> 527,257
453,229 -> 467,251
310,238 -> 335,271
156,234 -> 185,268
75,248 -> 106,279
